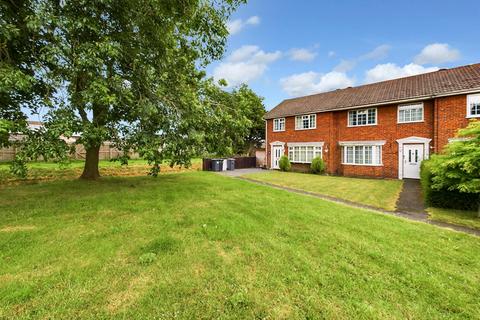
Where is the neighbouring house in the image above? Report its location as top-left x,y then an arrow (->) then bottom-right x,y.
265,63 -> 480,179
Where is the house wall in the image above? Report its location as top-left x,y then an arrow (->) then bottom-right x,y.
266,93 -> 474,179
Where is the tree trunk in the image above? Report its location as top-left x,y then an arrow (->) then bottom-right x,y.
81,145 -> 100,180
478,196 -> 480,218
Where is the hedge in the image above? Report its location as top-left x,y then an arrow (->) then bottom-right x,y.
420,159 -> 478,211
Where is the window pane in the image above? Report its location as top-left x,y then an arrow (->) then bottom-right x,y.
288,147 -> 293,161
354,146 -> 363,164
306,146 -> 314,162
364,146 -> 372,164
346,146 -> 354,163
376,146 -> 382,164
471,103 -> 480,115
294,147 -> 299,161
368,109 -> 376,124
349,111 -> 356,126
314,147 -> 322,159
358,111 -> 367,125
309,115 -> 315,128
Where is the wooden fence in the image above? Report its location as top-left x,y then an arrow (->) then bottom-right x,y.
0,142 -> 139,162
202,156 -> 257,171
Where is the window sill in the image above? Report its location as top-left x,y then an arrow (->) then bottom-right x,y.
466,115 -> 480,119
294,127 -> 317,131
397,120 -> 424,124
341,163 -> 383,167
272,130 -> 285,132
347,124 -> 378,128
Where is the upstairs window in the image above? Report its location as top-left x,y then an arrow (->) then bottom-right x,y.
467,94 -> 480,118
273,118 -> 285,132
295,114 -> 316,130
348,108 -> 377,126
398,103 -> 424,123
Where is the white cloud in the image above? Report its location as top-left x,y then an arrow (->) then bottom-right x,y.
333,44 -> 390,73
328,51 -> 336,58
280,71 -> 355,96
213,45 -> 281,87
226,16 -> 260,35
414,43 -> 460,65
334,59 -> 356,72
289,48 -> 317,62
364,63 -> 439,83
361,44 -> 391,60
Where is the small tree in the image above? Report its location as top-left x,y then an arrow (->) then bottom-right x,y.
279,156 -> 291,172
310,157 -> 326,174
430,120 -> 480,216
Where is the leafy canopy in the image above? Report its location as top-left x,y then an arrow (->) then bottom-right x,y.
1,0 -> 264,179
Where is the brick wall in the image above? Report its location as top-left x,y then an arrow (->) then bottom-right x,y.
435,95 -> 470,151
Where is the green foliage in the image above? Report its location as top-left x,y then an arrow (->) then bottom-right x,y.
279,155 -> 291,172
2,0 -> 248,179
310,157 -> 326,174
420,158 -> 477,211
420,120 -> 480,211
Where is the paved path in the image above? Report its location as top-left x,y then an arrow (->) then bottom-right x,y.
215,168 -> 265,177
237,176 -> 480,237
396,179 -> 426,214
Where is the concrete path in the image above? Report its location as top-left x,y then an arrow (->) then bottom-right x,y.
396,179 -> 426,214
215,168 -> 265,177
237,176 -> 480,237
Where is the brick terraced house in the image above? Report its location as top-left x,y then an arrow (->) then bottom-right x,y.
265,63 -> 480,179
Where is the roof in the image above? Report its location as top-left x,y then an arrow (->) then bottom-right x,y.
265,63 -> 480,119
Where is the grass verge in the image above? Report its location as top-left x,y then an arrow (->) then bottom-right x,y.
428,207 -> 480,230
243,170 -> 403,211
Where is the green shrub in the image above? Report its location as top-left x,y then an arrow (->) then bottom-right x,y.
279,156 -> 291,172
420,158 -> 477,211
310,157 -> 326,174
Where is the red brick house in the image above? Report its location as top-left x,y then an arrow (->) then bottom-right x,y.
265,63 -> 480,179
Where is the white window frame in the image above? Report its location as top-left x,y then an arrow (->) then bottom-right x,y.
347,108 -> 377,127
339,141 -> 385,166
467,94 -> 480,118
273,118 -> 285,132
295,114 -> 316,130
398,103 -> 424,123
287,142 -> 323,164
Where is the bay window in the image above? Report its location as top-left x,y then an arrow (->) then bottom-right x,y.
340,141 -> 385,166
288,143 -> 323,163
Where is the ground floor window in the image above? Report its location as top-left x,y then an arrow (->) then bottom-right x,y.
341,145 -> 382,165
288,145 -> 322,163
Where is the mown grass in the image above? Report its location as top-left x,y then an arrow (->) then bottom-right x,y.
0,172 -> 479,319
0,159 -> 201,183
243,171 -> 403,211
428,207 -> 480,230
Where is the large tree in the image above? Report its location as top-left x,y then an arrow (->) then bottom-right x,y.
3,0 -> 246,179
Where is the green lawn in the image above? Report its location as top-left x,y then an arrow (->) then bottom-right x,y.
0,159 -> 201,183
428,207 -> 480,230
243,171 -> 403,211
1,172 -> 479,319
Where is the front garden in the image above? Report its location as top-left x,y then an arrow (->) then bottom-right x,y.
1,172 -> 480,319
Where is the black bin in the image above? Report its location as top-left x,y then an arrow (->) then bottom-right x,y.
227,158 -> 235,171
211,159 -> 223,172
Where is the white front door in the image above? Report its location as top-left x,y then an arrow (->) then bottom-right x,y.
271,146 -> 283,169
403,144 -> 424,179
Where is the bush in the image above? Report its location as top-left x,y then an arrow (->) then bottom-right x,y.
310,157 -> 326,174
279,156 -> 291,172
420,158 -> 477,211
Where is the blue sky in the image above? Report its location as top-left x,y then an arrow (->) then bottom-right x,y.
207,0 -> 480,110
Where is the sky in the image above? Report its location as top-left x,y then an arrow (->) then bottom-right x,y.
207,0 -> 480,110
